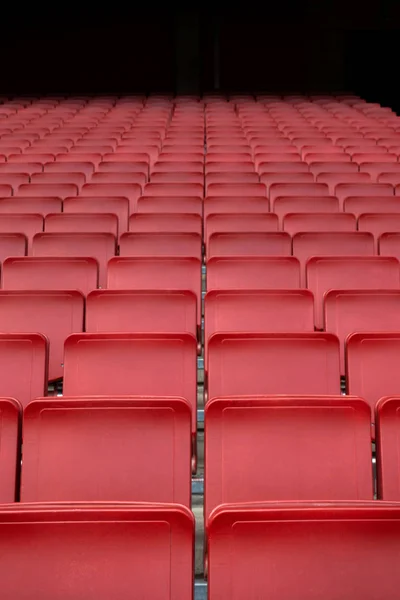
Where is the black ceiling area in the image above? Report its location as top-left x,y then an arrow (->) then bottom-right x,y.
0,2 -> 399,111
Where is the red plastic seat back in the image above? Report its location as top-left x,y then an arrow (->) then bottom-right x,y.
376,396 -> 400,500
0,197 -> 62,216
344,196 -> 400,217
129,213 -> 201,234
119,232 -> 201,259
2,257 -> 99,296
205,213 -> 278,245
81,183 -> 142,213
204,197 -> 269,218
18,183 -> 78,199
207,232 -> 291,259
136,196 -> 202,215
273,196 -> 339,225
269,183 -> 329,203
143,182 -> 203,198
207,256 -> 301,290
379,232 -> 400,262
44,213 -> 118,236
283,213 -> 356,235
307,256 -> 400,329
0,233 -> 26,261
205,396 -> 372,520
0,398 -> 21,502
0,333 -> 47,408
208,332 -> 340,399
63,196 -> 129,233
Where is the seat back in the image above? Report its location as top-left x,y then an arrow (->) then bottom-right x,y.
44,213 -> 118,236
207,256 -> 301,290
283,213 -> 356,235
119,232 -> 202,259
0,398 -> 21,502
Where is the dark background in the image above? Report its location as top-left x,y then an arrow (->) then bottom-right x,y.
1,2 -> 399,112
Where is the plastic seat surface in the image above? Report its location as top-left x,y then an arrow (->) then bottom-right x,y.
309,161 -> 359,176
56,153 -> 102,168
257,161 -> 310,174
107,256 -> 201,325
260,172 -> 314,194
335,183 -> 393,208
347,333 -> 400,418
63,196 -> 129,233
376,396 -> 400,500
207,232 -> 291,258
205,395 -> 372,520
63,332 -> 197,437
151,172 -> 204,186
269,183 -> 330,203
0,397 -> 21,502
129,213 -> 201,234
0,233 -> 26,261
30,172 -> 86,189
205,213 -> 277,245
379,232 -> 400,262
89,172 -> 146,188
208,503 -> 400,600
119,232 -> 201,259
136,195 -> 202,215
273,196 -> 339,225
0,214 -> 43,250
283,213 -> 356,235
21,396 -> 191,505
206,183 -> 266,197
207,332 -> 340,399
316,172 -> 371,194
293,232 -> 375,285
17,183 -> 78,199
307,256 -> 400,329
344,196 -> 400,217
0,162 -> 42,176
0,173 -> 29,192
0,503 -> 193,600
0,197 -> 62,217
325,289 -> 400,375
204,197 -> 269,218
143,182 -> 203,199
98,161 -> 149,176
81,183 -> 142,213
44,213 -> 118,236
2,257 -> 98,296
207,256 -> 301,290
44,161 -> 95,179
0,290 -> 84,380
32,232 -> 116,288
0,333 -> 47,408
86,290 -> 197,338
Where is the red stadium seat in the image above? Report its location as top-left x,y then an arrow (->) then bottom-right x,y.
63,196 -> 129,233
0,333 -> 47,408
63,332 -> 197,456
32,232 -> 116,288
260,172 -> 314,195
0,173 -> 29,192
205,173 -> 259,193
305,153 -> 352,164
2,257 -> 98,296
17,183 -> 78,200
352,153 -> 398,165
205,213 -> 278,245
204,289 -> 314,360
208,503 -> 400,600
206,153 -> 253,165
207,256 -> 301,290
379,232 -> 400,262
307,256 -> 400,329
129,213 -> 202,234
0,196 -> 62,217
159,152 -> 204,163
316,172 -> 371,194
360,162 -> 400,182
86,290 -> 197,338
206,183 -> 265,197
273,196 -> 339,225
136,196 -> 202,215
204,197 -> 269,218
377,172 -> 400,186
43,161 -> 95,179
293,232 -> 374,285
347,333 -> 400,420
0,503 -> 193,600
269,183 -> 330,204
0,290 -> 84,381
0,214 -> 43,251
335,183 -> 393,209
205,162 -> 255,174
119,232 -> 202,259
153,161 -> 203,174
344,196 -> 400,217
0,162 -> 42,176
107,256 -> 201,325
309,161 -> 359,176
0,184 -> 13,197
207,333 -> 340,400
376,396 -> 400,499
21,396 -> 191,505
30,172 -> 86,189
98,161 -> 149,177
102,152 -> 150,166
358,213 -> 400,249
207,232 -> 291,258
81,183 -> 142,213
283,212 -> 356,235
0,397 -> 20,502
205,396 -> 372,520
328,288 -> 400,374
257,161 -> 309,175
44,213 -> 118,236
143,182 -> 203,199
89,172 -> 147,188
150,172 -> 204,186
56,153 -> 102,168
0,233 -> 26,260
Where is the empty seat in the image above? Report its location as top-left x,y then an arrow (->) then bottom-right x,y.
32,232 -> 116,288
207,256 -> 301,290
81,183 -> 142,213
358,214 -> 400,249
0,196 -> 62,217
205,395 -> 372,519
0,290 -> 84,381
208,333 -> 340,400
153,161 -> 203,174
129,213 -> 201,234
204,197 -> 269,219
151,172 -> 204,186
352,153 -> 398,165
257,161 -> 309,175
0,503 -> 193,600
379,232 -> 400,262
360,162 -> 400,182
21,396 -> 191,505
2,257 -> 98,296
293,232 -> 375,285
269,183 -> 330,204
63,332 -> 197,452
98,161 -> 149,177
86,289 -> 197,338
205,173 -> 259,193
283,213 -> 356,235
307,256 -> 400,329
30,172 -> 86,189
204,289 -> 314,360
44,213 -> 118,236
335,183 -> 393,209
207,232 -> 291,259
89,172 -> 146,188
0,397 -> 20,502
63,196 -> 129,233
273,196 -> 339,225
108,257 -> 202,326
119,231 -> 201,259
44,161 -> 95,179
325,290 -> 400,374
208,503 -> 400,600
316,172 -> 371,194
206,183 -> 265,197
0,214 -> 43,250
143,183 -> 203,199
376,396 -> 400,500
205,213 -> 278,245
260,172 -> 314,194
344,196 -> 400,217
347,333 -> 400,419
309,161 -> 359,176
378,172 -> 400,186
0,333 -> 47,409
17,183 -> 78,199
136,196 -> 202,215
0,233 -> 26,261
0,173 -> 29,192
